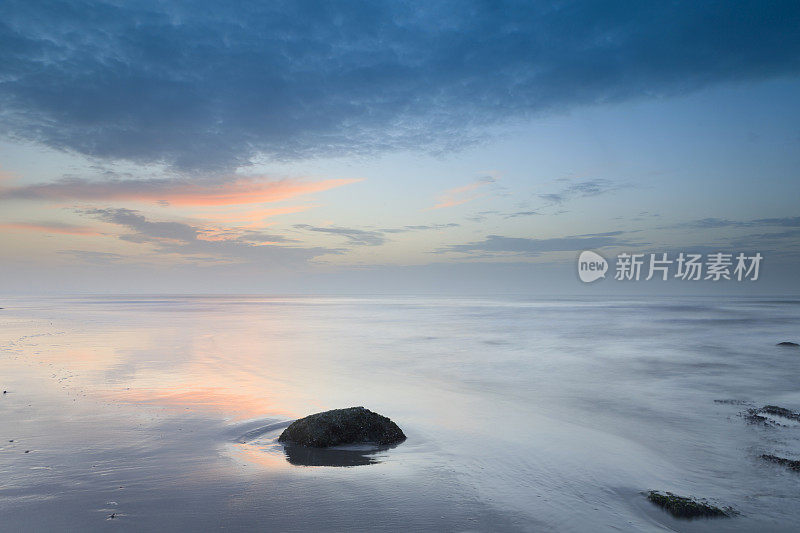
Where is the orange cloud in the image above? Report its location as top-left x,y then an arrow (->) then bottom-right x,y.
1,176 -> 362,207
159,178 -> 360,206
429,176 -> 496,209
0,222 -> 101,236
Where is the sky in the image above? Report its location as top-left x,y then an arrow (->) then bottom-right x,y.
0,0 -> 799,295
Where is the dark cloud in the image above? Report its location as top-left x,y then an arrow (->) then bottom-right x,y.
1,1 -> 798,170
81,208 -> 334,264
440,233 -> 633,256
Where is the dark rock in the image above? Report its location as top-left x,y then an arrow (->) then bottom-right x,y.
646,491 -> 733,519
776,341 -> 799,347
278,406 -> 406,448
762,454 -> 800,472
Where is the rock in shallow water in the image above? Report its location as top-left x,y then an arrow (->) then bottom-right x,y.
278,406 -> 406,447
762,454 -> 800,472
646,491 -> 733,519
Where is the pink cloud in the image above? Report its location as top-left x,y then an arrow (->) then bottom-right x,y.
1,176 -> 362,207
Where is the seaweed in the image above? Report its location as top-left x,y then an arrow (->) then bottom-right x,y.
742,405 -> 800,427
646,491 -> 733,519
762,454 -> 800,472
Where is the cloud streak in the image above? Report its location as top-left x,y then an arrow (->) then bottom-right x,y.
293,225 -> 386,247
430,176 -> 496,210
537,179 -> 618,205
0,176 -> 360,206
380,223 -> 460,233
440,232 -> 633,257
58,249 -> 124,264
0,221 -> 101,236
668,216 -> 800,230
294,222 -> 462,246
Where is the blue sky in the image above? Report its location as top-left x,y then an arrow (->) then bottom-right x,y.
0,1 -> 798,294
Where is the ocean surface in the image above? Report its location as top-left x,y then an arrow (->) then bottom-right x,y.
1,295 -> 799,532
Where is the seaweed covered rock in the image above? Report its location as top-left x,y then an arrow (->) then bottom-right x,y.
762,454 -> 800,472
761,405 -> 800,422
646,491 -> 733,519
278,406 -> 406,448
744,405 -> 800,426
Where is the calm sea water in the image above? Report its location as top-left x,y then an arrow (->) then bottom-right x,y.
1,295 -> 799,531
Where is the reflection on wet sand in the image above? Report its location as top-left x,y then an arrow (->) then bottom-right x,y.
1,301 -> 334,421
109,387 -> 297,420
282,442 -> 397,467
233,437 -> 398,468
230,442 -> 293,471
